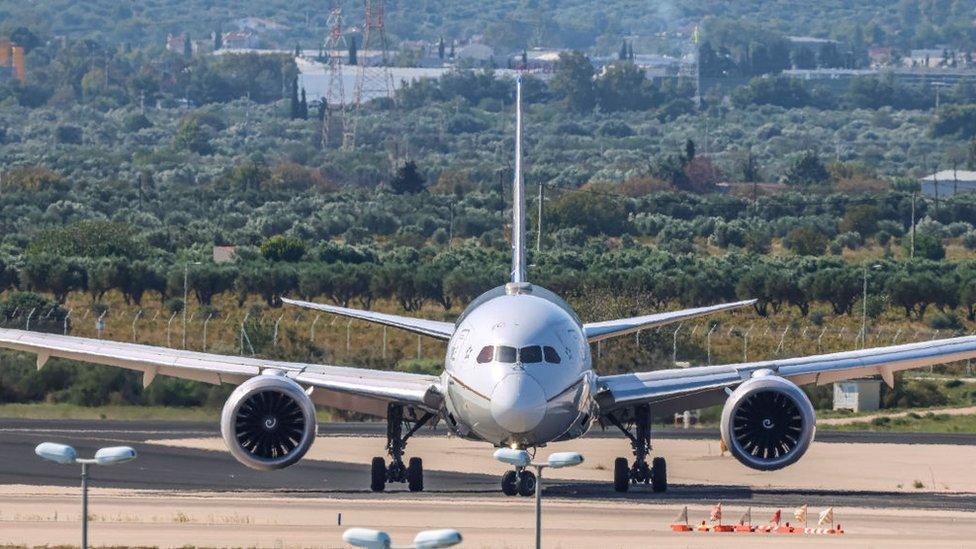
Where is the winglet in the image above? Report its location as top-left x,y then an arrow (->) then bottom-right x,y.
511,75 -> 527,284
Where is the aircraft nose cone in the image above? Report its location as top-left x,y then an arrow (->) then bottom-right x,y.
490,373 -> 547,433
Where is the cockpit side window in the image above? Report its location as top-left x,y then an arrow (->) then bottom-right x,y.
496,345 -> 517,363
520,345 -> 543,363
544,346 -> 561,364
476,346 -> 494,364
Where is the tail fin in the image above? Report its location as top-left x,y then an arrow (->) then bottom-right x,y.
511,76 -> 527,284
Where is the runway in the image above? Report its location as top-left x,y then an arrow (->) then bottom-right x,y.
2,419 -> 975,511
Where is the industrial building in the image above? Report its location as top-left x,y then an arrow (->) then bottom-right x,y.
0,39 -> 25,82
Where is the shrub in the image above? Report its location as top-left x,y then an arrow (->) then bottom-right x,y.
597,120 -> 634,137
260,235 -> 307,262
929,312 -> 962,330
54,125 -> 83,144
784,227 -> 828,256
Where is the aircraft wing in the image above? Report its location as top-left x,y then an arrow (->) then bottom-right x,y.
583,300 -> 756,343
595,335 -> 976,416
282,297 -> 455,341
0,328 -> 441,417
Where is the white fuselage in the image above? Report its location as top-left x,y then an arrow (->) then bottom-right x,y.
440,284 -> 598,448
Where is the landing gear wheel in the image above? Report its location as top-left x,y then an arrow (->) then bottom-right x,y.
613,457 -> 629,493
370,456 -> 386,492
517,470 -> 536,497
651,456 -> 667,493
407,457 -> 424,492
501,470 -> 518,496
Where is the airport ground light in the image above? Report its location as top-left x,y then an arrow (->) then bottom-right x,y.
343,527 -> 463,549
34,442 -> 137,549
494,448 -> 585,549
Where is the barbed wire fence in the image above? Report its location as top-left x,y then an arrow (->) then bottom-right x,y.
1,303 -> 974,377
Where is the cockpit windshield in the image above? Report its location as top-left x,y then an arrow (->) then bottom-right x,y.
496,346 -> 517,363
474,345 -> 561,364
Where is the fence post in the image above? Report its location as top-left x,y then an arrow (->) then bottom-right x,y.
203,313 -> 213,351
346,319 -> 352,351
96,309 -> 107,339
131,310 -> 143,342
63,308 -> 72,335
416,334 -> 422,359
743,323 -> 754,362
383,326 -> 388,360
25,307 -> 36,331
166,311 -> 178,347
775,326 -> 789,356
311,314 -> 321,343
273,314 -> 284,347
672,323 -> 683,366
817,327 -> 828,352
706,324 -> 717,365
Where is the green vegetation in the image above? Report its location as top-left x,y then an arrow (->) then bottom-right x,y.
0,2 -> 975,425
825,412 -> 976,434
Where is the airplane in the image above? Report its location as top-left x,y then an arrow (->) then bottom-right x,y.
4,77 -> 976,497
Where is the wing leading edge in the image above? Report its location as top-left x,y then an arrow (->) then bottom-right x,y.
282,297 -> 455,340
596,335 -> 976,414
583,300 -> 756,343
0,328 -> 441,417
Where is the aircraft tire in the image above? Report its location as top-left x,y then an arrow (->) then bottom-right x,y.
517,470 -> 536,497
613,457 -> 629,493
501,470 -> 518,496
407,457 -> 424,492
651,457 -> 667,493
370,456 -> 386,492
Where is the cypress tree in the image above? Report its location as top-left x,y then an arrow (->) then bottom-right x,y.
290,78 -> 300,119
438,37 -> 445,59
300,88 -> 309,119
348,36 -> 358,65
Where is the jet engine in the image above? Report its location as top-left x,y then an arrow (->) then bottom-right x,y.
719,374 -> 815,471
221,375 -> 317,471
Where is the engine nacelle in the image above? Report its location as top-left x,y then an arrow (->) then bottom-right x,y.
720,375 -> 815,471
221,375 -> 317,471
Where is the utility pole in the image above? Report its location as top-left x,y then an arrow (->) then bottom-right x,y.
911,190 -> 917,259
536,183 -> 544,251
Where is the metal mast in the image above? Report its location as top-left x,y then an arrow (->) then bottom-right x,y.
349,0 -> 395,147
322,5 -> 350,149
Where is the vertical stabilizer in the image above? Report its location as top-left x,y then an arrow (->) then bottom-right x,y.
511,76 -> 528,284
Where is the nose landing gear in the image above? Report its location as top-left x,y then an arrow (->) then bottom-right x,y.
501,468 -> 536,497
607,404 -> 667,493
370,404 -> 435,493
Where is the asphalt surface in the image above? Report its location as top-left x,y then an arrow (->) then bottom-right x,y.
1,419 -> 975,511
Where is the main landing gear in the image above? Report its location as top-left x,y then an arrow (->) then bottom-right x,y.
371,404 -> 435,493
500,468 -> 536,497
607,404 -> 667,493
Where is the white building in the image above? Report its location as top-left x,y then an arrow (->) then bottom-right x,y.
833,380 -> 881,413
920,170 -> 976,197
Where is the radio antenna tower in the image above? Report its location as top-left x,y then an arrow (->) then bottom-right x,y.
322,5 -> 351,148
349,0 -> 395,147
